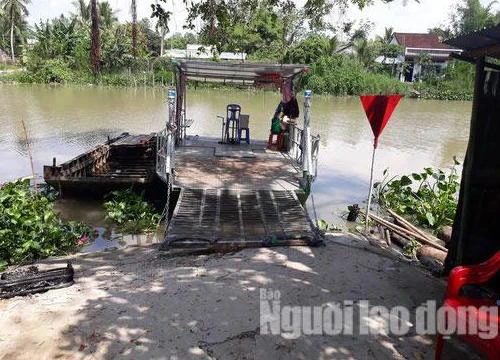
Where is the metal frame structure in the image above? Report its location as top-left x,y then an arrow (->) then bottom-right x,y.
171,60 -> 309,143
166,60 -> 320,183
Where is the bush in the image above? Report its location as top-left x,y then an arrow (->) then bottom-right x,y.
37,59 -> 75,83
103,189 -> 161,234
377,164 -> 460,230
20,58 -> 75,84
414,60 -> 474,101
0,70 -> 35,83
300,55 -> 408,96
0,179 -> 92,270
416,81 -> 473,101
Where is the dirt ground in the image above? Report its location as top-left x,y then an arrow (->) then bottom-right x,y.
0,234 -> 479,360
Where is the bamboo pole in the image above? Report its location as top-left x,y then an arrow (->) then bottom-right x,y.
367,213 -> 448,252
21,118 -> 37,192
387,209 -> 442,244
365,146 -> 376,232
385,229 -> 391,246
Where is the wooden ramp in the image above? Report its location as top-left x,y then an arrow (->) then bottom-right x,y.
163,188 -> 316,249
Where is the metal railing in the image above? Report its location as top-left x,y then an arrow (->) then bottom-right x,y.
156,128 -> 168,183
288,123 -> 320,179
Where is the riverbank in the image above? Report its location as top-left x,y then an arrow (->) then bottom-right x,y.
0,234 -> 478,359
0,65 -> 473,101
0,69 -> 173,88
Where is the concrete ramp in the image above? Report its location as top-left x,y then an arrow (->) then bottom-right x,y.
162,189 -> 317,249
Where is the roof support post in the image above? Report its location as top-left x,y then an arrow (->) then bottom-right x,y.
166,89 -> 177,174
446,56 -> 486,270
175,71 -> 186,145
302,90 -> 313,192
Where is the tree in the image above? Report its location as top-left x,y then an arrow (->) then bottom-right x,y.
451,0 -> 500,35
354,38 -> 374,66
0,0 -> 30,62
72,0 -> 90,25
131,0 -> 137,58
153,1 -> 171,56
428,27 -> 452,40
31,16 -> 81,61
376,27 -> 394,44
284,35 -> 338,63
90,0 -> 100,74
164,32 -> 198,50
99,1 -> 117,29
149,0 -> 419,56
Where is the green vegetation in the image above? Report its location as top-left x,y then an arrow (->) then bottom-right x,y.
103,189 -> 161,234
413,59 -> 475,101
0,0 -> 174,86
0,0 -> 498,99
300,55 -> 408,96
0,178 -> 92,271
317,219 -> 342,232
0,0 -> 30,62
403,238 -> 420,258
377,163 -> 460,231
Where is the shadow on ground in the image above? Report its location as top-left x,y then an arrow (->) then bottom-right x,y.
0,235 -> 481,359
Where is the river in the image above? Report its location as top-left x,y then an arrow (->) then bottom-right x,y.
0,84 -> 471,226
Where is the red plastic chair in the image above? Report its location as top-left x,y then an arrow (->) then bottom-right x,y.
435,251 -> 500,360
267,132 -> 284,151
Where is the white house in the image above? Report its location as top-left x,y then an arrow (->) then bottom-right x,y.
164,44 -> 247,61
390,33 -> 462,82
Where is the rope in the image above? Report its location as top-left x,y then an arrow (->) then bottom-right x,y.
155,169 -> 172,241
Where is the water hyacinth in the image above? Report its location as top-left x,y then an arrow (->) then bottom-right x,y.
103,189 -> 161,234
0,179 -> 93,270
376,162 -> 460,231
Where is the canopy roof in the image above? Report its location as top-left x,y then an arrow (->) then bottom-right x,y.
445,24 -> 500,59
173,60 -> 308,83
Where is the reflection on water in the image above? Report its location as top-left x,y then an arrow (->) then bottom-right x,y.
0,84 -> 472,225
54,198 -> 163,252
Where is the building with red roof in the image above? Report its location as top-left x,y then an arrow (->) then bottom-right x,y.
390,33 -> 462,82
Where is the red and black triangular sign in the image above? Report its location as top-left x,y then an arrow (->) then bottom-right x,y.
360,95 -> 403,148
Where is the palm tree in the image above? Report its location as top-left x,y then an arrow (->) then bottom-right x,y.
90,0 -> 100,74
131,0 -> 137,58
0,0 -> 30,62
354,39 -> 375,67
377,27 -> 394,44
99,1 -> 117,29
155,7 -> 171,57
327,36 -> 338,55
72,0 -> 90,25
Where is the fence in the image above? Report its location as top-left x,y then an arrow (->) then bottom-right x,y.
288,123 -> 320,179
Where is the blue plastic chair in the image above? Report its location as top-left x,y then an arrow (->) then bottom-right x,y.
238,114 -> 250,144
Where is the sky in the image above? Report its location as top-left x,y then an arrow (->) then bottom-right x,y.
27,0 -> 500,38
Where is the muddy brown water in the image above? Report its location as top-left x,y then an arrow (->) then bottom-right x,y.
0,84 -> 471,229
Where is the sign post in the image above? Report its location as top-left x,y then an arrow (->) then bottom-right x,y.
360,95 -> 402,231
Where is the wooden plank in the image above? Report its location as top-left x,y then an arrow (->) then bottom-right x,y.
112,134 -> 154,146
173,142 -> 300,191
164,188 -> 315,249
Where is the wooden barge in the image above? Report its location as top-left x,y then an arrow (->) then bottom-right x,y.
43,133 -> 164,197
